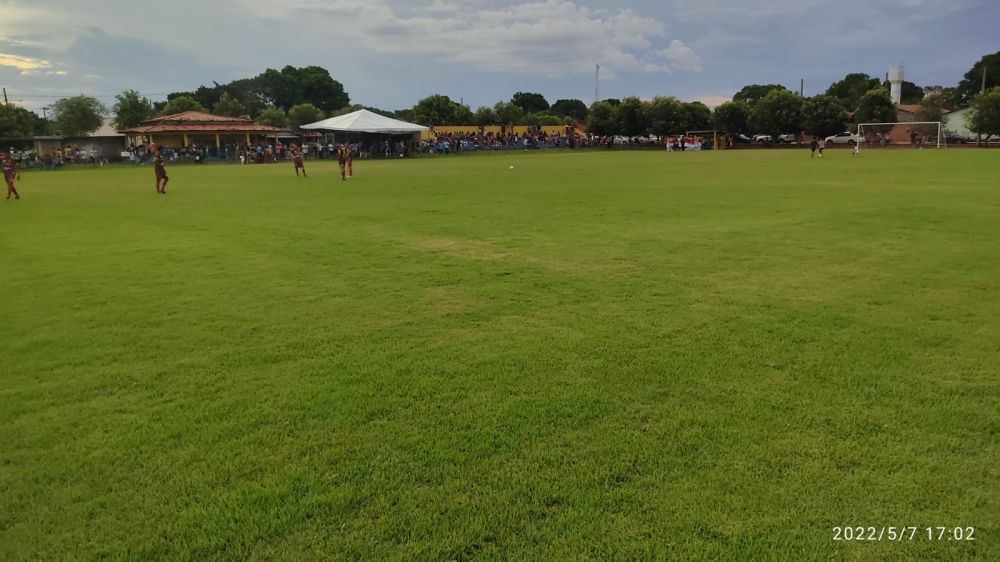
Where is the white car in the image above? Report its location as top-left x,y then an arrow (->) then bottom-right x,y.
825,131 -> 864,145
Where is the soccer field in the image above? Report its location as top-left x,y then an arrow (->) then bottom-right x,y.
1,150 -> 997,560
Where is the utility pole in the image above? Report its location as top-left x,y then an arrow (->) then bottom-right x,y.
982,66 -> 988,94
799,79 -> 804,97
2,88 -> 7,104
594,65 -> 600,104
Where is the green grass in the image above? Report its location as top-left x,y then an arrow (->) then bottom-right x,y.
1,149 -> 997,561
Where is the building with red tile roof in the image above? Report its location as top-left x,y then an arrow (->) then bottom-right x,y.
119,111 -> 287,148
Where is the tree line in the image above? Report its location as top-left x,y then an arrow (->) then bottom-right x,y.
1,52 -> 998,141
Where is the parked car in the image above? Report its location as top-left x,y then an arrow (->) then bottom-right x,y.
825,131 -> 864,145
752,134 -> 772,144
777,134 -> 797,144
943,133 -> 970,144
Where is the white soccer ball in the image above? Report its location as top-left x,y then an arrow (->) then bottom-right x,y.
508,165 -> 514,171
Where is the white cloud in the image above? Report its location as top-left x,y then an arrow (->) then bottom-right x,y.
0,52 -> 51,72
658,40 -> 702,72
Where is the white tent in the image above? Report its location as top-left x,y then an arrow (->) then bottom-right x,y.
301,109 -> 427,134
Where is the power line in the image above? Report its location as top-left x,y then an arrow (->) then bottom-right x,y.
4,92 -> 171,99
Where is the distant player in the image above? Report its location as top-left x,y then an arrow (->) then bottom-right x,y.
809,138 -> 818,158
851,143 -> 860,157
291,144 -> 306,177
154,154 -> 169,194
3,153 -> 20,200
346,144 -> 354,178
337,144 -> 350,181
817,138 -> 826,158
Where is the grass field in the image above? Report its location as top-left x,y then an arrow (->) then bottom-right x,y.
1,149 -> 998,561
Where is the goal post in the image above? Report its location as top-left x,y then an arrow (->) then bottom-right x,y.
857,121 -> 942,152
684,130 -> 719,150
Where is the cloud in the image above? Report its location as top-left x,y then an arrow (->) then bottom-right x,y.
0,52 -> 51,72
231,0 -> 701,77
658,40 -> 702,72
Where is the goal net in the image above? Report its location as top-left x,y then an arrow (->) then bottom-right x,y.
857,121 -> 942,151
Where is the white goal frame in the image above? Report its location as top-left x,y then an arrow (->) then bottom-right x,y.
857,121 -> 942,152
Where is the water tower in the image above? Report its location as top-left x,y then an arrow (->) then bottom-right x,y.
888,64 -> 904,104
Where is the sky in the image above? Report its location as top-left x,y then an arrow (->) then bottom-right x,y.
1,0 -> 998,114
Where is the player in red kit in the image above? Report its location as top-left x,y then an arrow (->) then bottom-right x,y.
291,144 -> 306,177
154,154 -> 169,194
3,154 -> 20,200
337,144 -> 349,181
346,144 -> 354,178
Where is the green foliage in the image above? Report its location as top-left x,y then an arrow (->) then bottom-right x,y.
749,89 -> 804,140
51,95 -> 106,137
160,96 -> 207,116
677,101 -> 712,133
616,97 -> 646,136
586,101 -> 617,135
953,51 -> 1000,107
212,93 -> 246,117
969,87 -> 1000,138
800,95 -> 847,138
854,88 -> 897,127
257,65 -> 350,113
526,112 -> 564,126
644,96 -> 682,136
898,80 -> 925,104
287,103 -> 325,131
255,107 -> 288,128
914,92 -> 947,125
0,104 -> 39,138
733,84 -> 788,107
474,106 -> 499,126
712,101 -> 749,135
511,92 -> 550,115
410,95 -> 470,126
826,73 -> 882,111
549,99 -> 588,121
113,90 -> 154,129
493,101 -> 526,124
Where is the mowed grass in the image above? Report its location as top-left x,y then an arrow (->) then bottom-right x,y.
1,149 -> 998,561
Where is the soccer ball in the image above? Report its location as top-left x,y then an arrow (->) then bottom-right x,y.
508,165 -> 514,171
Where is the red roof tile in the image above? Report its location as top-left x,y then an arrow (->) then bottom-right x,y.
119,111 -> 286,134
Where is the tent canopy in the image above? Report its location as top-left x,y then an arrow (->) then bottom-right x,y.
302,109 -> 428,134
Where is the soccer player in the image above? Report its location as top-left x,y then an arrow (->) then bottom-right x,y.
851,143 -> 860,157
337,143 -> 349,181
3,153 -> 20,200
291,144 -> 306,177
346,144 -> 354,178
154,154 -> 169,194
817,138 -> 826,158
809,137 -> 818,158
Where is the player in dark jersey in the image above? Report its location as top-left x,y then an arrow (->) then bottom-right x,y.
337,144 -> 350,181
291,144 -> 306,177
154,154 -> 169,194
3,154 -> 20,200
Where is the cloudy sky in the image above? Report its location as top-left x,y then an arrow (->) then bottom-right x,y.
2,0 -> 997,113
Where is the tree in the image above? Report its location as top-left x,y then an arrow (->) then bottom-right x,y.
615,97 -> 647,136
899,80 -> 925,104
733,84 -> 788,107
969,87 -> 1000,141
493,101 -> 526,124
160,95 -> 207,115
826,73 -> 882,111
587,101 -> 618,136
113,89 -> 154,129
800,95 -> 847,138
854,88 -> 897,131
526,112 -> 564,126
0,104 -> 39,138
474,105 -> 499,126
677,101 -> 712,133
287,103 -> 325,131
511,92 -> 550,115
712,101 -> 749,138
213,92 -> 246,117
52,95 -> 106,137
256,65 -> 349,113
255,107 -> 287,128
644,96 -> 682,137
549,99 -> 588,121
411,95 -> 464,126
749,89 -> 804,143
914,92 -> 947,126
953,51 -> 1000,107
